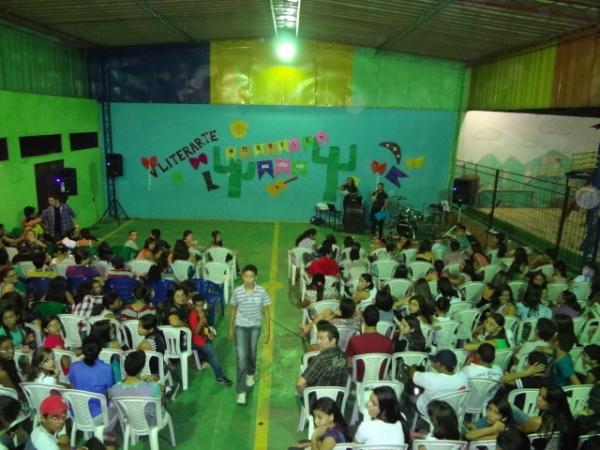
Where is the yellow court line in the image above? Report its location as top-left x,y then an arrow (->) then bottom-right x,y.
254,221 -> 280,450
97,219 -> 135,242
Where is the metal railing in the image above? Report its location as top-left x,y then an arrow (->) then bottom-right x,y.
453,160 -> 600,271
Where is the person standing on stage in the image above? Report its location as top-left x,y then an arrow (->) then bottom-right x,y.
341,177 -> 360,210
39,194 -> 77,241
228,264 -> 271,406
370,183 -> 388,239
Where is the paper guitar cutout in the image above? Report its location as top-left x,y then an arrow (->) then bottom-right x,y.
379,141 -> 402,165
189,153 -> 208,169
266,177 -> 299,198
141,156 -> 158,169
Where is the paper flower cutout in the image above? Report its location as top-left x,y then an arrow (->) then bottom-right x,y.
229,120 -> 249,139
289,138 -> 301,152
315,131 -> 329,144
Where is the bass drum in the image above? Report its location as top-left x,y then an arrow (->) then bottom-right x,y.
396,222 -> 415,239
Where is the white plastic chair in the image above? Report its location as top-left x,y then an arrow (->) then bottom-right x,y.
468,441 -> 496,450
13,349 -> 32,381
430,389 -> 471,430
351,379 -> 404,425
563,384 -> 593,416
301,300 -> 340,326
158,326 -> 198,390
390,352 -> 429,380
121,320 -> 145,350
0,386 -> 18,400
448,302 -> 471,316
369,248 -> 388,260
493,348 -> 514,371
24,322 -> 43,347
204,246 -> 236,275
408,261 -> 433,281
337,325 -> 361,352
507,388 -> 540,417
515,318 -> 539,344
372,260 -> 399,285
113,396 -> 176,450
546,282 -> 568,303
376,321 -> 396,338
478,265 -> 502,284
421,324 -> 435,349
385,279 -> 413,299
486,249 -> 499,265
499,257 -> 514,268
508,280 -> 527,301
20,382 -> 64,427
124,350 -> 170,387
128,259 -> 154,277
428,280 -> 439,297
202,262 -> 232,304
299,350 -> 320,376
503,316 -> 520,346
402,248 -> 418,265
412,440 -> 467,450
87,317 -> 126,348
52,349 -> 78,383
51,261 -> 71,277
536,264 -> 555,279
351,353 -> 391,425
57,314 -> 90,349
579,318 -> 600,344
347,265 -> 370,283
62,389 -> 119,446
434,320 -> 460,348
288,247 -> 314,285
444,263 -> 461,276
464,378 -> 500,420
528,432 -> 560,450
572,316 -> 587,336
98,349 -> 125,381
169,260 -> 195,282
571,280 -> 591,301
452,309 -> 481,341
450,349 -> 470,370
298,385 -> 349,433
461,282 -> 485,305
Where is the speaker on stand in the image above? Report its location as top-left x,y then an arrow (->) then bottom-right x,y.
98,153 -> 129,225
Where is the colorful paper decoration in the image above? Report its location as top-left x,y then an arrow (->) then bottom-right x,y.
264,142 -> 278,156
240,146 -> 251,159
302,136 -> 314,152
379,141 -> 402,164
312,141 -> 357,202
291,160 -> 308,176
213,147 -> 256,198
277,140 -> 289,153
202,171 -> 219,192
171,171 -> 184,184
406,157 -> 426,169
385,166 -> 408,187
141,156 -> 158,169
288,139 -> 301,152
229,119 -> 249,139
315,131 -> 329,144
225,147 -> 237,160
253,143 -> 264,157
274,158 -> 291,176
370,161 -> 387,175
189,153 -> 208,170
256,160 -> 274,179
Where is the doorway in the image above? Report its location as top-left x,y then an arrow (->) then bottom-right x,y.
34,159 -> 64,212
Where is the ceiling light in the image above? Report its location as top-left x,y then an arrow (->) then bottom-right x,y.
276,37 -> 297,63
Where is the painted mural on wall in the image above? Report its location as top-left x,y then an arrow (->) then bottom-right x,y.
112,104 -> 456,221
457,111 -> 599,182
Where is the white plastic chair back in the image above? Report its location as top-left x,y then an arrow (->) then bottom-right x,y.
98,349 -> 124,381
370,248 -> 388,260
448,302 -> 471,316
373,260 -> 399,282
120,320 -> 144,350
563,384 -> 593,416
352,353 -> 391,384
499,257 -> 514,268
376,321 -> 396,338
92,260 -> 109,279
51,261 -> 71,277
431,389 -> 471,430
572,316 -> 587,336
494,348 -> 513,371
428,280 -> 439,297
0,386 -> 18,400
202,262 -> 232,303
412,439 -> 467,450
288,247 -> 314,285
125,350 -> 168,385
536,264 -> 555,279
299,386 -> 349,434
204,246 -> 233,264
571,281 -> 591,300
408,261 -> 433,281
461,282 -> 485,304
351,379 -> 404,425
579,318 -> 600,344
87,317 -> 125,348
508,281 -> 527,301
515,318 -> 539,344
57,314 -> 90,349
386,279 -> 413,299
337,325 -> 360,351
52,349 -> 77,383
450,349 -> 470,370
468,441 -> 496,450
507,388 -> 540,417
452,309 -> 481,340
113,395 -> 176,450
420,324 -> 435,349
301,300 -> 340,326
391,352 -> 428,379
158,326 -> 193,390
62,389 -> 114,446
479,265 -> 502,284
5,246 -> 17,261
528,432 -> 560,450
299,350 -> 320,376
402,248 -> 418,265
434,320 -> 460,348
503,316 -> 520,342
128,259 -> 154,277
20,382 -> 64,427
13,349 -> 32,381
444,263 -> 461,276
23,322 -> 43,347
357,300 -> 373,313
464,378 -> 499,417
169,260 -> 195,282
348,265 -> 369,282
16,261 -> 35,277
486,249 -> 499,265
546,282 -> 568,303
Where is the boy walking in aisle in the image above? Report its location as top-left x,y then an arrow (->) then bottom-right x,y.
229,264 -> 271,405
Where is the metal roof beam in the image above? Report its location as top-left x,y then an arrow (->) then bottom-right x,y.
133,0 -> 197,43
377,0 -> 455,52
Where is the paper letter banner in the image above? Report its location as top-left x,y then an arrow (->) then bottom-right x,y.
274,158 -> 291,177
291,160 -> 308,176
302,136 -> 314,151
240,146 -> 251,159
225,146 -> 237,160
257,160 -> 274,179
288,138 -> 301,152
264,142 -> 277,156
385,166 -> 408,187
253,143 -> 264,157
277,140 -> 289,153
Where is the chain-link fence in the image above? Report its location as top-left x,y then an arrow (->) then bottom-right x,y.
453,160 -> 600,271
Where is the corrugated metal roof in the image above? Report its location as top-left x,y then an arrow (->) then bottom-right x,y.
0,0 -> 598,62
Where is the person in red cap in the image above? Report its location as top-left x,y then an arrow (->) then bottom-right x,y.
26,394 -> 69,450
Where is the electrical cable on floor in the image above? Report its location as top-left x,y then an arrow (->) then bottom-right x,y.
269,317 -> 304,340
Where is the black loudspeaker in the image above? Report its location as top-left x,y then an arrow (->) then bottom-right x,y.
343,208 -> 365,233
452,178 -> 479,205
55,168 -> 78,196
106,153 -> 123,177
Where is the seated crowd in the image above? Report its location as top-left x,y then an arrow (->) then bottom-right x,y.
290,226 -> 600,449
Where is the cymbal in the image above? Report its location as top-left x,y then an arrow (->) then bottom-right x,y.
391,195 -> 406,200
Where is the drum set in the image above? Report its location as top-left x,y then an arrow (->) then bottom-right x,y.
384,196 -> 438,240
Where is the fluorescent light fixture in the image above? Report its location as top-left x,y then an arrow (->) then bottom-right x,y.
275,36 -> 297,62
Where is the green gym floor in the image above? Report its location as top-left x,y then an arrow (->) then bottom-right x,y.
90,218 -> 371,450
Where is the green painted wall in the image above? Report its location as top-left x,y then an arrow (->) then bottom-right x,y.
0,90 -> 103,230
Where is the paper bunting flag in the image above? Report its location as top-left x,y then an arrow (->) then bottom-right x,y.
406,156 -> 426,169
385,166 -> 408,188
225,147 -> 237,160
277,140 -> 289,153
257,160 -> 274,179
264,142 -> 277,156
171,171 -> 184,184
370,161 -> 387,175
141,156 -> 158,169
274,158 -> 291,177
291,160 -> 308,176
253,143 -> 264,157
189,153 -> 208,170
302,136 -> 314,151
288,138 -> 301,152
315,131 -> 329,144
239,146 -> 251,159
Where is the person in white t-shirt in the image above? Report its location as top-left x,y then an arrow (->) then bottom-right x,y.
25,347 -> 59,386
462,343 -> 503,408
410,349 -> 468,419
355,386 -> 406,446
25,394 -> 69,450
514,318 -> 555,367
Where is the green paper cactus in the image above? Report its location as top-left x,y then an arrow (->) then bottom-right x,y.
311,141 -> 357,202
213,147 -> 256,198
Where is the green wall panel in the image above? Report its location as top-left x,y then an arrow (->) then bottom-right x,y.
0,90 -> 103,230
351,48 -> 468,110
469,46 -> 556,110
0,23 -> 88,97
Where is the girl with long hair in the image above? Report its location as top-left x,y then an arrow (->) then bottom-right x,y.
507,247 -> 529,281
466,396 -> 515,441
394,314 -> 427,352
489,284 -> 517,316
437,277 -> 461,304
425,400 -> 460,441
26,347 -> 59,384
465,312 -> 509,351
355,386 -> 406,446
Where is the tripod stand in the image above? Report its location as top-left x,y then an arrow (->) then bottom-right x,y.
98,175 -> 129,225
442,201 -> 463,238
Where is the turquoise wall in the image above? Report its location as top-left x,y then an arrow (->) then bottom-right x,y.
112,103 -> 458,222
